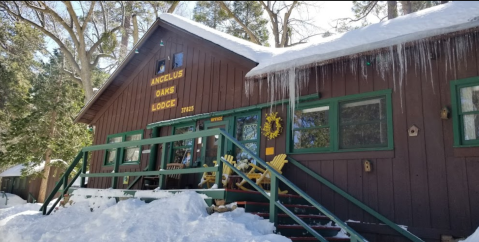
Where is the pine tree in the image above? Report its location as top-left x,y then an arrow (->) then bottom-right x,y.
193,1 -> 230,30
1,51 -> 92,202
225,2 -> 269,46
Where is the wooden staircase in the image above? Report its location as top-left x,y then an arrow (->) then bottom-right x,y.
225,189 -> 350,241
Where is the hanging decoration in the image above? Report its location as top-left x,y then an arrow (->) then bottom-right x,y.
262,112 -> 282,140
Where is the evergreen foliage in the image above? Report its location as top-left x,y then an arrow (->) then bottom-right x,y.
225,1 -> 269,46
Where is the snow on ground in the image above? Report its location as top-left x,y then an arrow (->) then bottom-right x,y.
0,193 -> 27,209
0,191 -> 290,242
460,227 -> 479,242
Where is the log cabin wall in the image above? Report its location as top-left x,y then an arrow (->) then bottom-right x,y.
85,22 -> 479,241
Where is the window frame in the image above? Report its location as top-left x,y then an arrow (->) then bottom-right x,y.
156,59 -> 166,75
171,122 -> 196,167
233,110 -> 262,162
451,76 -> 479,147
103,129 -> 143,166
171,52 -> 184,70
286,89 -> 394,154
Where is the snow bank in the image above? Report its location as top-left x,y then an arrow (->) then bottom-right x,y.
0,191 -> 290,242
0,193 -> 27,209
460,227 -> 479,242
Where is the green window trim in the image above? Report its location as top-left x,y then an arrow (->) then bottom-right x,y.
451,76 -> 479,147
171,122 -> 196,167
286,89 -> 394,154
103,129 -> 144,166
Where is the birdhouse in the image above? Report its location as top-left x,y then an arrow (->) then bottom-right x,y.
364,160 -> 372,172
408,125 -> 419,137
441,106 -> 450,119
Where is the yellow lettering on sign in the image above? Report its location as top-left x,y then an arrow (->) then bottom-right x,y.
155,85 -> 176,98
151,99 -> 177,112
181,106 -> 194,113
210,117 -> 223,122
151,69 -> 184,86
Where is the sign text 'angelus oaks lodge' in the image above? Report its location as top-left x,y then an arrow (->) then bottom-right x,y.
150,69 -> 184,86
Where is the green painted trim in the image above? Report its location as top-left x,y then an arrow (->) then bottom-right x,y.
80,166 -> 217,177
171,122 -> 196,167
148,127 -> 159,171
451,76 -> 479,147
127,166 -> 149,190
233,110 -> 261,160
201,117 -> 233,166
287,156 -> 423,242
146,94 -> 319,129
269,173 -> 278,227
287,89 -> 394,154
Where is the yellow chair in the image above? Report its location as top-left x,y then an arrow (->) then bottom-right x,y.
198,154 -> 236,188
236,154 -> 288,194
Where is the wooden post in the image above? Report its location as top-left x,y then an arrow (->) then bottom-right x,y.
81,151 -> 88,188
269,173 -> 278,226
215,135 -> 224,188
148,127 -> 159,171
159,142 -> 168,189
112,147 -> 121,188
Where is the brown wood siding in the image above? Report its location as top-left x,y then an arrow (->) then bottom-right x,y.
86,26 -> 479,241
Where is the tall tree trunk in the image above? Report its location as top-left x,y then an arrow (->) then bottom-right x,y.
167,1 -> 180,13
400,1 -> 412,15
120,1 -> 132,60
132,14 -> 139,45
388,1 -> 398,20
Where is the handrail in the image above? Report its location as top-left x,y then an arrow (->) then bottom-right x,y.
287,157 -> 423,242
217,129 -> 368,242
1,191 -> 7,206
127,166 -> 149,190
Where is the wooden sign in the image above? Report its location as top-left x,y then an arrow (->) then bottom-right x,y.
211,116 -> 223,122
150,69 -> 184,86
155,85 -> 176,98
151,98 -> 177,112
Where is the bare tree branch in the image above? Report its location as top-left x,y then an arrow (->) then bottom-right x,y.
82,1 -> 96,30
90,53 -> 115,68
219,1 -> 261,45
62,69 -> 82,85
167,1 -> 180,13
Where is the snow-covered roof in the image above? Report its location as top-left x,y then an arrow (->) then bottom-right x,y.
160,2 -> 479,77
0,160 -> 66,177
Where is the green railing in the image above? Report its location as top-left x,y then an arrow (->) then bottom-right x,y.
39,127 -> 421,241
287,157 -> 423,242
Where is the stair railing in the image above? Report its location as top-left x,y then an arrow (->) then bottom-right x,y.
1,191 -> 7,206
287,157 -> 423,242
28,193 -> 37,203
217,129 -> 368,242
40,129 -> 225,215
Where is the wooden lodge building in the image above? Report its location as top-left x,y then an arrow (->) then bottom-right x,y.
73,2 -> 479,242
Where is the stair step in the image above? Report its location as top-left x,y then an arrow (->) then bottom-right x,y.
276,225 -> 341,238
252,213 -> 331,225
225,189 -> 307,204
237,201 -> 321,215
290,237 -> 350,241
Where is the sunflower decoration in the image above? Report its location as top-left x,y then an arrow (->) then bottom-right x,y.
262,112 -> 283,140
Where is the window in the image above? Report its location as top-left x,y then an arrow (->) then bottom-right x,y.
156,59 -> 166,74
287,90 -> 393,153
234,112 -> 261,164
451,76 -> 479,146
103,130 -> 143,166
172,123 -> 195,167
172,52 -> 183,69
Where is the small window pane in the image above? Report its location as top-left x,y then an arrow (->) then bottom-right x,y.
236,115 -> 259,141
460,85 -> 479,112
106,149 -> 117,164
157,60 -> 166,74
294,106 -> 329,129
174,126 -> 194,147
109,136 -> 122,143
235,142 -> 258,162
463,114 -> 479,141
172,53 -> 183,69
294,128 -> 330,149
340,97 -> 386,124
340,122 -> 387,149
124,147 -> 140,162
126,134 -> 141,141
